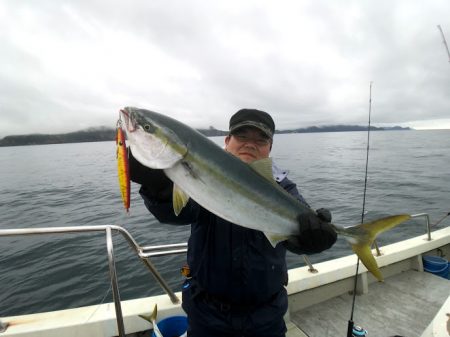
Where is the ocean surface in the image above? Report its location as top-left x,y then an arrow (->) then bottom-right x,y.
1,130 -> 449,317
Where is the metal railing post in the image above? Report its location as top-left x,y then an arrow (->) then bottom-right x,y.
411,213 -> 432,241
106,227 -> 125,337
0,320 -> 9,333
139,257 -> 181,304
302,255 -> 318,273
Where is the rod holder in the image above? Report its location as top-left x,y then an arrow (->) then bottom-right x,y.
0,320 -> 9,333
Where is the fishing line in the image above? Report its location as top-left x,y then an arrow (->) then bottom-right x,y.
431,212 -> 450,228
346,81 -> 373,337
85,283 -> 112,323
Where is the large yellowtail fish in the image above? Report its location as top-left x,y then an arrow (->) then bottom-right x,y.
119,107 -> 411,281
116,123 -> 130,212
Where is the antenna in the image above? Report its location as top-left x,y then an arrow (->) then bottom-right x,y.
437,25 -> 450,63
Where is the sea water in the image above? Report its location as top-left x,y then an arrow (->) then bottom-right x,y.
0,130 -> 449,316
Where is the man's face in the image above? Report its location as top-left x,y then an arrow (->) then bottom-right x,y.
225,126 -> 272,163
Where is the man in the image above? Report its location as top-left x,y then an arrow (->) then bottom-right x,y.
129,108 -> 337,337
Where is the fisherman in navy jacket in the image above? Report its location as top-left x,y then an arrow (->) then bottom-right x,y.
130,109 -> 337,337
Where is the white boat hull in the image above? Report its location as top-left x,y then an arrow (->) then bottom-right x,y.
2,227 -> 450,337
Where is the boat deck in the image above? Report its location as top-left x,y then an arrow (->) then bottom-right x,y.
289,270 -> 450,337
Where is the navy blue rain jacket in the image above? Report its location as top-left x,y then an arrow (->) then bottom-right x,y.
139,177 -> 309,305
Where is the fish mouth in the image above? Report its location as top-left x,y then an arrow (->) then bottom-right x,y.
120,107 -> 138,133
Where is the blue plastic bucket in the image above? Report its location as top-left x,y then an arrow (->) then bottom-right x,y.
151,316 -> 187,337
423,255 -> 449,279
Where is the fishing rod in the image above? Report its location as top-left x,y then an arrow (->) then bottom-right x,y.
437,25 -> 450,63
346,81 -> 373,337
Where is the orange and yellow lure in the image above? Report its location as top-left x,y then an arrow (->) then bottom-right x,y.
116,121 -> 130,212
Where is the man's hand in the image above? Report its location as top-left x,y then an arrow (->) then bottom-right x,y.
316,208 -> 332,223
129,150 -> 173,200
285,211 -> 337,255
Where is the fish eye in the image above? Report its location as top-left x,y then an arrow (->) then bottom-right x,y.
143,123 -> 156,133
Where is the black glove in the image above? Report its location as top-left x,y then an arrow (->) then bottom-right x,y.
285,212 -> 337,255
129,149 -> 173,201
316,208 -> 332,222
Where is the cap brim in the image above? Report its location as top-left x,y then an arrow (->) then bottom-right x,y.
230,121 -> 273,139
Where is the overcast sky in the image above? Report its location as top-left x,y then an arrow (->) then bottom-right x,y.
1,0 -> 449,137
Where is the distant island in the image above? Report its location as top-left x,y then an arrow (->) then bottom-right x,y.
276,125 -> 412,134
0,125 -> 412,147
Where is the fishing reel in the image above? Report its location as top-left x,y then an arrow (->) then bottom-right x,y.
352,325 -> 368,337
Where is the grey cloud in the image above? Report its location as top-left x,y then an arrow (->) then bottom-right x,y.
1,0 -> 450,137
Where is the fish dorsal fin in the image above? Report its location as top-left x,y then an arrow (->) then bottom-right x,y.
173,184 -> 190,216
249,158 -> 276,184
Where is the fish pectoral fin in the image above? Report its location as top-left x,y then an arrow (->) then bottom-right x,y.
351,243 -> 384,282
264,232 -> 289,248
173,184 -> 190,216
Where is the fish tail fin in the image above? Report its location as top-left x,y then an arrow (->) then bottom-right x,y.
351,214 -> 411,281
138,304 -> 157,323
138,314 -> 152,323
351,244 -> 384,281
361,214 -> 412,236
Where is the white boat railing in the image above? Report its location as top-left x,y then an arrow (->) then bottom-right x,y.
0,225 -> 187,337
0,212 -> 446,336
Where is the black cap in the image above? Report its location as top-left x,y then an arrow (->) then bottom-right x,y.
229,109 -> 275,139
